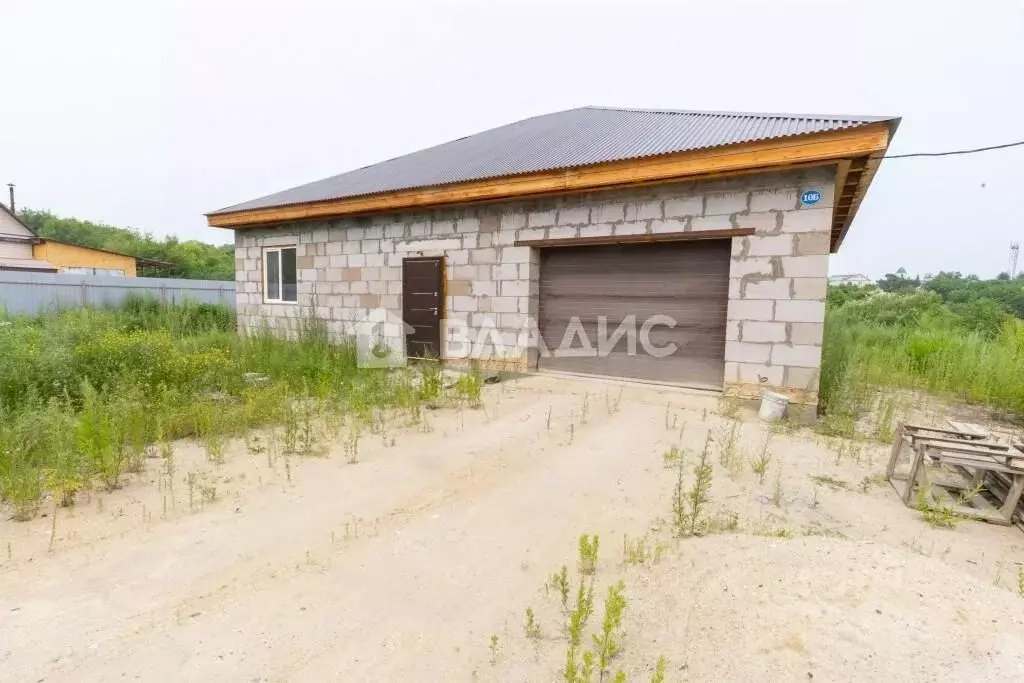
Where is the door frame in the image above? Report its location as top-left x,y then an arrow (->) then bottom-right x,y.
401,255 -> 446,360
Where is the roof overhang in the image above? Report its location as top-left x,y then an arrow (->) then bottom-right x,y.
207,122 -> 895,253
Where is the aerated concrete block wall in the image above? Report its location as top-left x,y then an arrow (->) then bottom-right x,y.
234,166 -> 834,404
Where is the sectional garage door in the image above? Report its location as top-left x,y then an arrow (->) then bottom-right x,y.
537,240 -> 731,389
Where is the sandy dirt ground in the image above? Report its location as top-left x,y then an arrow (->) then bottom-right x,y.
2,374 -> 1024,682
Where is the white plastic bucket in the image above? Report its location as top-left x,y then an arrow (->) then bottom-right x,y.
758,391 -> 790,422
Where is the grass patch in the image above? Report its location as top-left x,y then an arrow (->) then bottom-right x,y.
0,298 -> 469,521
809,474 -> 848,490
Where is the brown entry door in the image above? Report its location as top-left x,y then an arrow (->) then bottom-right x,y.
402,257 -> 443,358
538,240 -> 731,389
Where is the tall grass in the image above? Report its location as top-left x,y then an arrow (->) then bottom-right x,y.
0,295 -> 476,519
820,290 -> 1024,426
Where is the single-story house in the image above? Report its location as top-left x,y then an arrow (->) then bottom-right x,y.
0,201 -> 172,276
0,201 -> 58,272
208,106 -> 899,418
829,273 -> 874,287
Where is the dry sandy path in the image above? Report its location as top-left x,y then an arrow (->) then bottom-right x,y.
2,375 -> 1024,682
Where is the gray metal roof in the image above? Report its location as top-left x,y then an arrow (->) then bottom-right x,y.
212,106 -> 898,215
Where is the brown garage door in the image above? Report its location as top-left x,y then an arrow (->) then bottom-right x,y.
538,240 -> 730,389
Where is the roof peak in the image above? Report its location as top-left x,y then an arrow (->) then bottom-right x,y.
580,105 -> 897,123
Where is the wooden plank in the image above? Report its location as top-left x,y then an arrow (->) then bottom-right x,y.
515,228 -> 754,249
208,124 -> 892,229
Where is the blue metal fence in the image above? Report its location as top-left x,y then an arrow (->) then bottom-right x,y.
0,271 -> 235,315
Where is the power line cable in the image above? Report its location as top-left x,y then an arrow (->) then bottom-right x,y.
877,139 -> 1024,160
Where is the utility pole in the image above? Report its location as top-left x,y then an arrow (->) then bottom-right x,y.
6,183 -> 13,213
1011,242 -> 1020,279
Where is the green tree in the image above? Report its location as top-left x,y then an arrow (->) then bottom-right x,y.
18,209 -> 233,280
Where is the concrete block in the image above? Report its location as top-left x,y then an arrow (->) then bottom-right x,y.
387,280 -> 403,295
775,300 -> 825,323
478,233 -> 493,249
725,341 -> 771,364
364,253 -> 385,267
361,239 -> 380,253
781,209 -> 830,233
382,267 -> 402,281
368,280 -> 387,295
516,227 -> 546,243
724,361 -> 739,383
397,238 -> 461,253
790,322 -> 824,346
664,196 -> 703,218
453,296 -> 478,312
493,230 -> 516,246
500,213 -> 527,231
705,191 -> 749,216
614,222 -> 647,236
729,256 -> 776,278
727,299 -> 774,321
350,280 -> 369,294
726,320 -> 740,342
325,241 -> 344,256
456,217 -> 480,233
359,294 -> 381,309
454,265 -> 477,280
557,206 -> 590,225
493,263 -> 518,280
742,277 -> 791,300
528,210 -> 556,227
627,201 -> 663,221
784,366 -> 820,390
363,226 -> 384,240
729,278 -> 741,299
750,189 -> 798,212
500,280 -> 528,297
734,211 -> 783,234
741,321 -> 787,343
747,234 -> 794,256
771,343 -> 821,368
794,232 -> 831,256
690,214 -> 733,232
461,234 -> 479,250
780,255 -> 828,278
297,255 -> 314,269
737,362 -> 784,386
381,294 -> 400,310
472,280 -> 497,297
490,296 -> 518,313
384,225 -> 405,239
476,215 -> 497,233
448,280 -> 471,296
792,278 -> 827,301
348,254 -> 366,267
325,267 -> 343,282
409,221 -> 429,237
594,202 -> 625,223
343,240 -> 361,255
581,223 -> 615,238
470,248 -> 497,265
501,246 -> 531,263
447,249 -> 469,265
548,226 -> 578,240
651,218 -> 686,234
431,220 -> 455,235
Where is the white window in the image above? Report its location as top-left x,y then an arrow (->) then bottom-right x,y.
263,246 -> 298,303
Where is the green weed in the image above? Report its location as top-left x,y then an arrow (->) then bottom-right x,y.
578,534 -> 599,576
525,607 -> 542,640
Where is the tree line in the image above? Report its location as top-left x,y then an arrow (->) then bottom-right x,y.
18,209 -> 234,280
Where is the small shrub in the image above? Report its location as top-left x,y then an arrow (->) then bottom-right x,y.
550,565 -> 570,614
673,435 -> 714,537
578,534 -> 599,576
592,581 -> 627,680
525,607 -> 542,640
748,430 -> 772,484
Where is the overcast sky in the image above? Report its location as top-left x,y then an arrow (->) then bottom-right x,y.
2,0 -> 1022,278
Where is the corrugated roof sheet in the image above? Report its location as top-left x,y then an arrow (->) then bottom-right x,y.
212,106 -> 898,214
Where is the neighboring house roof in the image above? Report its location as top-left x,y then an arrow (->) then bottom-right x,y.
212,107 -> 898,214
0,201 -> 38,239
38,238 -> 175,268
829,273 -> 872,282
0,257 -> 58,272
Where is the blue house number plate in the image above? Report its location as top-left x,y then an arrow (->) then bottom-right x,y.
801,189 -> 822,205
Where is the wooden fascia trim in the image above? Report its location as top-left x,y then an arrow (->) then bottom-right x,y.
515,228 -> 755,249
208,123 -> 891,229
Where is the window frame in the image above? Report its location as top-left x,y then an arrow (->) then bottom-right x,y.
262,246 -> 299,304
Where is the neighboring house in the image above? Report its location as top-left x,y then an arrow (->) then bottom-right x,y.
32,239 -> 153,276
0,201 -> 58,272
829,273 -> 873,286
208,106 -> 899,418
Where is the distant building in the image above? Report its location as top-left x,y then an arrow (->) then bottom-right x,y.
0,201 -> 58,272
829,273 -> 873,286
